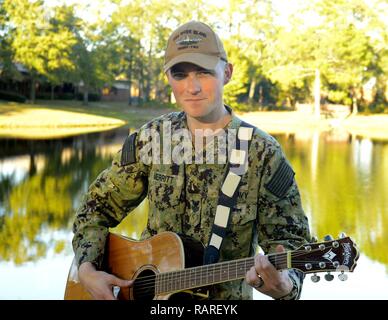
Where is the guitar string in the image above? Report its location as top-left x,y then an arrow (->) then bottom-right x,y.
130,260 -> 341,296
131,244 -> 351,297
126,247 -> 344,291
132,266 -> 338,297
130,257 -> 342,291
133,264 -> 343,298
131,261 -> 342,299
122,246 -> 341,288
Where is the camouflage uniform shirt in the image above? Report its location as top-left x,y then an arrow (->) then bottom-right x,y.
72,106 -> 311,300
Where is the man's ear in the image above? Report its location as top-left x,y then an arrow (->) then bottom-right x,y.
223,63 -> 233,85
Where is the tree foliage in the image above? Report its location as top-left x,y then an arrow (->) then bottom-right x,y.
0,0 -> 386,112
3,0 -> 77,102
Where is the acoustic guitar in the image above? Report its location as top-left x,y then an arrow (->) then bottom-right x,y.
64,232 -> 359,300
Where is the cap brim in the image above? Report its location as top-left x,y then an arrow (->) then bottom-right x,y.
163,53 -> 220,73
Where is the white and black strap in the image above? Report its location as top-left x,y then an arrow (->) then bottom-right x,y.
203,122 -> 255,265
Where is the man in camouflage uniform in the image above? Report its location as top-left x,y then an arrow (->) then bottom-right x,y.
72,21 -> 311,300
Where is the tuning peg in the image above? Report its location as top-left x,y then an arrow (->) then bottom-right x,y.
311,236 -> 318,243
324,234 -> 334,241
339,232 -> 347,239
338,271 -> 348,281
324,272 -> 334,281
311,274 -> 320,283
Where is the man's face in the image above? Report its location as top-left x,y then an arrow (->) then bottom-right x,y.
166,61 -> 231,118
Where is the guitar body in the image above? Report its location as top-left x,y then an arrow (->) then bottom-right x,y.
64,232 -> 359,300
64,232 -> 205,300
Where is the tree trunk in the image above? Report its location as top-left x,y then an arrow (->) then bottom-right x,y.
258,86 -> 263,105
51,84 -> 55,100
144,74 -> 150,102
352,96 -> 358,115
137,39 -> 143,106
30,77 -> 36,104
138,61 -> 144,106
144,42 -> 152,102
248,78 -> 256,103
128,48 -> 133,106
83,84 -> 89,106
313,68 -> 321,118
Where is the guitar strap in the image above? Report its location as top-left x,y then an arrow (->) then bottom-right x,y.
203,121 -> 255,265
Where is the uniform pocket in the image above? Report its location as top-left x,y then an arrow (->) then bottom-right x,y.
147,171 -> 185,233
221,199 -> 257,260
148,171 -> 184,211
230,200 -> 257,225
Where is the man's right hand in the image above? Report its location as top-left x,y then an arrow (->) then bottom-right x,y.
78,262 -> 134,300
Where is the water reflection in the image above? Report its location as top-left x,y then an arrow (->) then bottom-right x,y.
0,126 -> 146,265
0,128 -> 387,298
275,132 -> 388,272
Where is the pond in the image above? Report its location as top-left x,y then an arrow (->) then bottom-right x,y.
0,125 -> 387,299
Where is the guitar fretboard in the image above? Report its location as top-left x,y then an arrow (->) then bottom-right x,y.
155,253 -> 287,294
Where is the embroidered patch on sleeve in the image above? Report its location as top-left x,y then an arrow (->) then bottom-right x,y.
120,132 -> 137,166
264,159 -> 295,198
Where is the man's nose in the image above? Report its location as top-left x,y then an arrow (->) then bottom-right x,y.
186,74 -> 201,95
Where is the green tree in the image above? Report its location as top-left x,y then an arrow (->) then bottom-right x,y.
48,3 -> 120,106
3,0 -> 77,103
313,0 -> 378,114
223,38 -> 249,106
44,4 -> 79,100
0,0 -> 17,81
72,31 -> 113,106
110,0 -> 176,105
238,0 -> 278,107
264,25 -> 317,110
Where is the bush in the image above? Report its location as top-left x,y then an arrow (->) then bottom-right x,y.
35,92 -> 76,100
0,90 -> 27,103
76,92 -> 101,101
369,103 -> 388,114
35,92 -> 53,100
57,93 -> 75,100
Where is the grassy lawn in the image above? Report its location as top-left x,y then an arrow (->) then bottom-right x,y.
1,99 -> 388,140
0,99 -> 175,139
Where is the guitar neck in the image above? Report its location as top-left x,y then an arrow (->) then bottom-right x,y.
65,233 -> 358,300
155,253 -> 288,295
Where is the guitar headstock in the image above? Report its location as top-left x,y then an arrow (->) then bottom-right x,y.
291,234 -> 359,280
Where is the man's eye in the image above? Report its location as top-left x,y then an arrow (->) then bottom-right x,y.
198,70 -> 213,75
172,72 -> 186,79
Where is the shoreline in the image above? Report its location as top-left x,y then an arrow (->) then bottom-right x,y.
238,111 -> 388,141
1,100 -> 388,140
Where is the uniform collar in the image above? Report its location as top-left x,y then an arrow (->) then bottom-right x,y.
224,104 -> 242,130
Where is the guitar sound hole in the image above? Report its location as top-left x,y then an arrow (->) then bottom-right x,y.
132,269 -> 156,300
